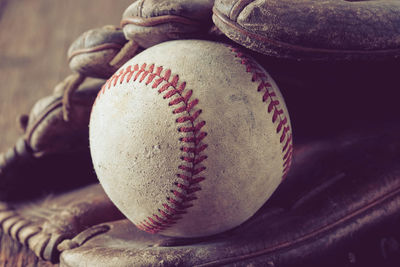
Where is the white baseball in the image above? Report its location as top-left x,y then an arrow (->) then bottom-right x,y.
89,40 -> 293,238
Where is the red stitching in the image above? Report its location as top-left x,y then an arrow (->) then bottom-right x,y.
229,46 -> 293,180
95,62 -> 208,234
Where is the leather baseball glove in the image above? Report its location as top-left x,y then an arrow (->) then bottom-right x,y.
55,126 -> 400,267
2,126 -> 400,266
1,0 -> 400,266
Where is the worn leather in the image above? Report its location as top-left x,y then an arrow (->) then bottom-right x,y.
0,80 -> 103,201
121,0 -> 214,48
59,126 -> 400,266
26,80 -> 102,156
212,0 -> 400,60
68,25 -> 129,78
0,183 -> 123,263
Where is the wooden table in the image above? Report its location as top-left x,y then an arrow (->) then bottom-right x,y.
0,0 -> 131,152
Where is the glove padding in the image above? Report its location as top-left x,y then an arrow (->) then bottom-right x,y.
57,125 -> 400,267
0,80 -> 103,201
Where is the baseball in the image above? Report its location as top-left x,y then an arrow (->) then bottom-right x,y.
89,40 -> 293,238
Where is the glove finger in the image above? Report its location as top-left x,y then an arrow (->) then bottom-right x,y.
121,0 -> 214,48
68,25 -> 129,79
0,80 -> 104,201
25,79 -> 102,155
212,0 -> 400,61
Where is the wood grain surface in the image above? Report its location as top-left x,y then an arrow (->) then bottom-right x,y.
0,0 -> 131,152
0,1 -> 131,265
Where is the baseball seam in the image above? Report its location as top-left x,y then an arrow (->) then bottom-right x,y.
95,63 -> 208,234
229,46 -> 293,179
94,46 -> 292,234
